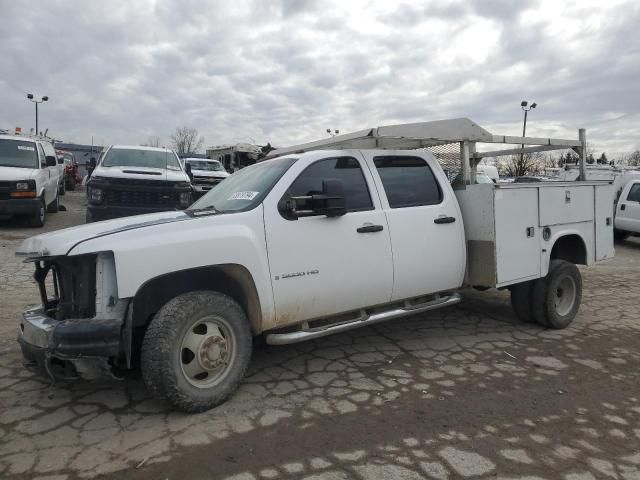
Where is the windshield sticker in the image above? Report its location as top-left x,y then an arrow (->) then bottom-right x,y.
228,191 -> 259,201
18,146 -> 35,151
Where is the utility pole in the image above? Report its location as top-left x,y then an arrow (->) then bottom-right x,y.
26,94 -> 49,135
520,100 -> 537,163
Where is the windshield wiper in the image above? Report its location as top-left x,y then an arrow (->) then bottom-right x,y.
187,205 -> 221,216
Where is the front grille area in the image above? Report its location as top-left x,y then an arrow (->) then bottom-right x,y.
104,189 -> 179,207
193,176 -> 223,186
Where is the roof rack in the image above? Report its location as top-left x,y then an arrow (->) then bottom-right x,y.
266,118 -> 588,183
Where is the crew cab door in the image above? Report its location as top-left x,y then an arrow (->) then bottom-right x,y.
363,152 -> 466,301
616,181 -> 640,233
263,153 -> 393,326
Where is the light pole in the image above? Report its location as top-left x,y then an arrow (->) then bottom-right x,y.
26,94 -> 48,136
520,100 -> 537,163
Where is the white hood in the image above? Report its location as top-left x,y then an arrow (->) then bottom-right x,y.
191,169 -> 229,179
0,166 -> 37,181
16,210 -> 191,258
92,165 -> 190,182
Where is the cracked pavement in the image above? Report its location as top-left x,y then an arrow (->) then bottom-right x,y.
0,191 -> 639,479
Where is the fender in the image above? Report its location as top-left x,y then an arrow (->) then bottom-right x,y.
69,205 -> 276,329
541,227 -> 591,276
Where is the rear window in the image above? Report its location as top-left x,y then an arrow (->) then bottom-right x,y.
0,139 -> 38,169
102,148 -> 182,170
374,156 -> 443,208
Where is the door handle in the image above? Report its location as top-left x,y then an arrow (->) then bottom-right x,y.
621,204 -> 626,211
357,224 -> 384,233
434,216 -> 456,224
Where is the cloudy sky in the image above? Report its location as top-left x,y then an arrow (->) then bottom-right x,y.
1,0 -> 639,156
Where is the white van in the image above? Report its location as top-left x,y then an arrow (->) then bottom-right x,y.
0,134 -> 60,227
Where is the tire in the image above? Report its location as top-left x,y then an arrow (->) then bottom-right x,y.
510,281 -> 534,323
141,291 -> 252,412
28,197 -> 46,228
614,229 -> 628,241
47,193 -> 59,213
59,179 -> 66,196
67,179 -> 76,191
531,260 -> 582,329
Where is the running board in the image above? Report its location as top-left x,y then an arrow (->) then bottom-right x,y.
266,292 -> 462,345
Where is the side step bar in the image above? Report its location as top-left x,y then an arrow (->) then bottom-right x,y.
266,292 -> 461,345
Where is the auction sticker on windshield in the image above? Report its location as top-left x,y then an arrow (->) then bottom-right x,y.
18,146 -> 35,151
228,191 -> 259,201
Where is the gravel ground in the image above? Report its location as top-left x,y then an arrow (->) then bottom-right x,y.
0,191 -> 639,480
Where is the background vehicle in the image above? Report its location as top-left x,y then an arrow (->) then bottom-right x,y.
56,150 -> 79,190
614,179 -> 640,239
183,157 -> 229,198
85,145 -> 193,222
476,164 -> 499,182
475,172 -> 494,184
0,133 -> 60,227
16,119 -> 614,412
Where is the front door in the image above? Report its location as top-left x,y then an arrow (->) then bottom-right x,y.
263,154 -> 394,326
363,152 -> 466,301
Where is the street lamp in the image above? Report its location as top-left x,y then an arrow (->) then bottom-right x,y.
326,128 -> 339,137
26,93 -> 48,136
520,100 -> 537,162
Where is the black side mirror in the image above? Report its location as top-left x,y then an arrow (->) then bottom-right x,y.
184,163 -> 193,181
89,158 -> 97,169
281,179 -> 347,219
46,156 -> 57,167
57,156 -> 65,164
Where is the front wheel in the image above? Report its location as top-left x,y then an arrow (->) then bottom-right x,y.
28,197 -> 46,227
531,260 -> 582,329
47,192 -> 59,213
141,291 -> 252,412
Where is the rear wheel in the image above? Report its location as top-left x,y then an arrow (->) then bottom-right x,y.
141,291 -> 252,412
510,281 -> 534,323
28,197 -> 46,228
59,178 -> 66,196
531,260 -> 582,329
614,229 -> 628,241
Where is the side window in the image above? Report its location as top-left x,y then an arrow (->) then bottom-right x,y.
37,144 -> 46,168
627,183 -> 640,202
284,157 -> 373,216
374,156 -> 443,208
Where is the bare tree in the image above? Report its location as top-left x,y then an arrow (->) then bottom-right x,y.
498,152 -> 543,177
171,127 -> 204,155
628,150 -> 640,167
141,136 -> 161,148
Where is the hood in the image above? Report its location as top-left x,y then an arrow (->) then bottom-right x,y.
191,169 -> 229,179
16,210 -> 191,259
92,165 -> 190,182
0,166 -> 37,181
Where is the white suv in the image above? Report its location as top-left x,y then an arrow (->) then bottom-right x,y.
0,134 -> 60,227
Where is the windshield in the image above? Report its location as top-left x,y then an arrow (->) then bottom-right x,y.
102,148 -> 182,170
0,139 -> 38,169
187,160 -> 224,171
189,157 -> 297,213
475,173 -> 494,184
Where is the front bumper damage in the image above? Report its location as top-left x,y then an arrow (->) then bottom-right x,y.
16,252 -> 129,381
18,306 -> 124,380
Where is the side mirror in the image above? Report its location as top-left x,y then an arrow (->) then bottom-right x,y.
184,163 -> 193,181
46,156 -> 57,167
57,156 -> 65,164
280,179 -> 347,219
89,158 -> 97,169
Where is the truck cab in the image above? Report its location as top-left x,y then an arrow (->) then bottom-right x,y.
615,179 -> 640,238
183,157 -> 230,198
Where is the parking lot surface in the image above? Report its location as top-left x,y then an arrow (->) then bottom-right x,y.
1,191 -> 639,479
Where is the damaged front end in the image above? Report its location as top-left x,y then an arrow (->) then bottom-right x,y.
17,252 -> 129,381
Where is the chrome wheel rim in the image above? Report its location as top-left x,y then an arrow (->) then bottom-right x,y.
554,275 -> 576,317
180,316 -> 236,388
39,202 -> 45,222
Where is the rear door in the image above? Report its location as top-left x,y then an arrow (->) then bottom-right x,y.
36,143 -> 53,204
363,152 -> 466,301
263,153 -> 394,326
616,181 -> 640,233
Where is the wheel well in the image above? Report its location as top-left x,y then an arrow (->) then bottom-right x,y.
132,264 -> 262,334
550,234 -> 587,265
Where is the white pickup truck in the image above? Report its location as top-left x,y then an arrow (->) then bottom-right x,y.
615,178 -> 640,239
16,119 -> 614,412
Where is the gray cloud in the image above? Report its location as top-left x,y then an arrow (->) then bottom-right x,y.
1,0 -> 639,156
